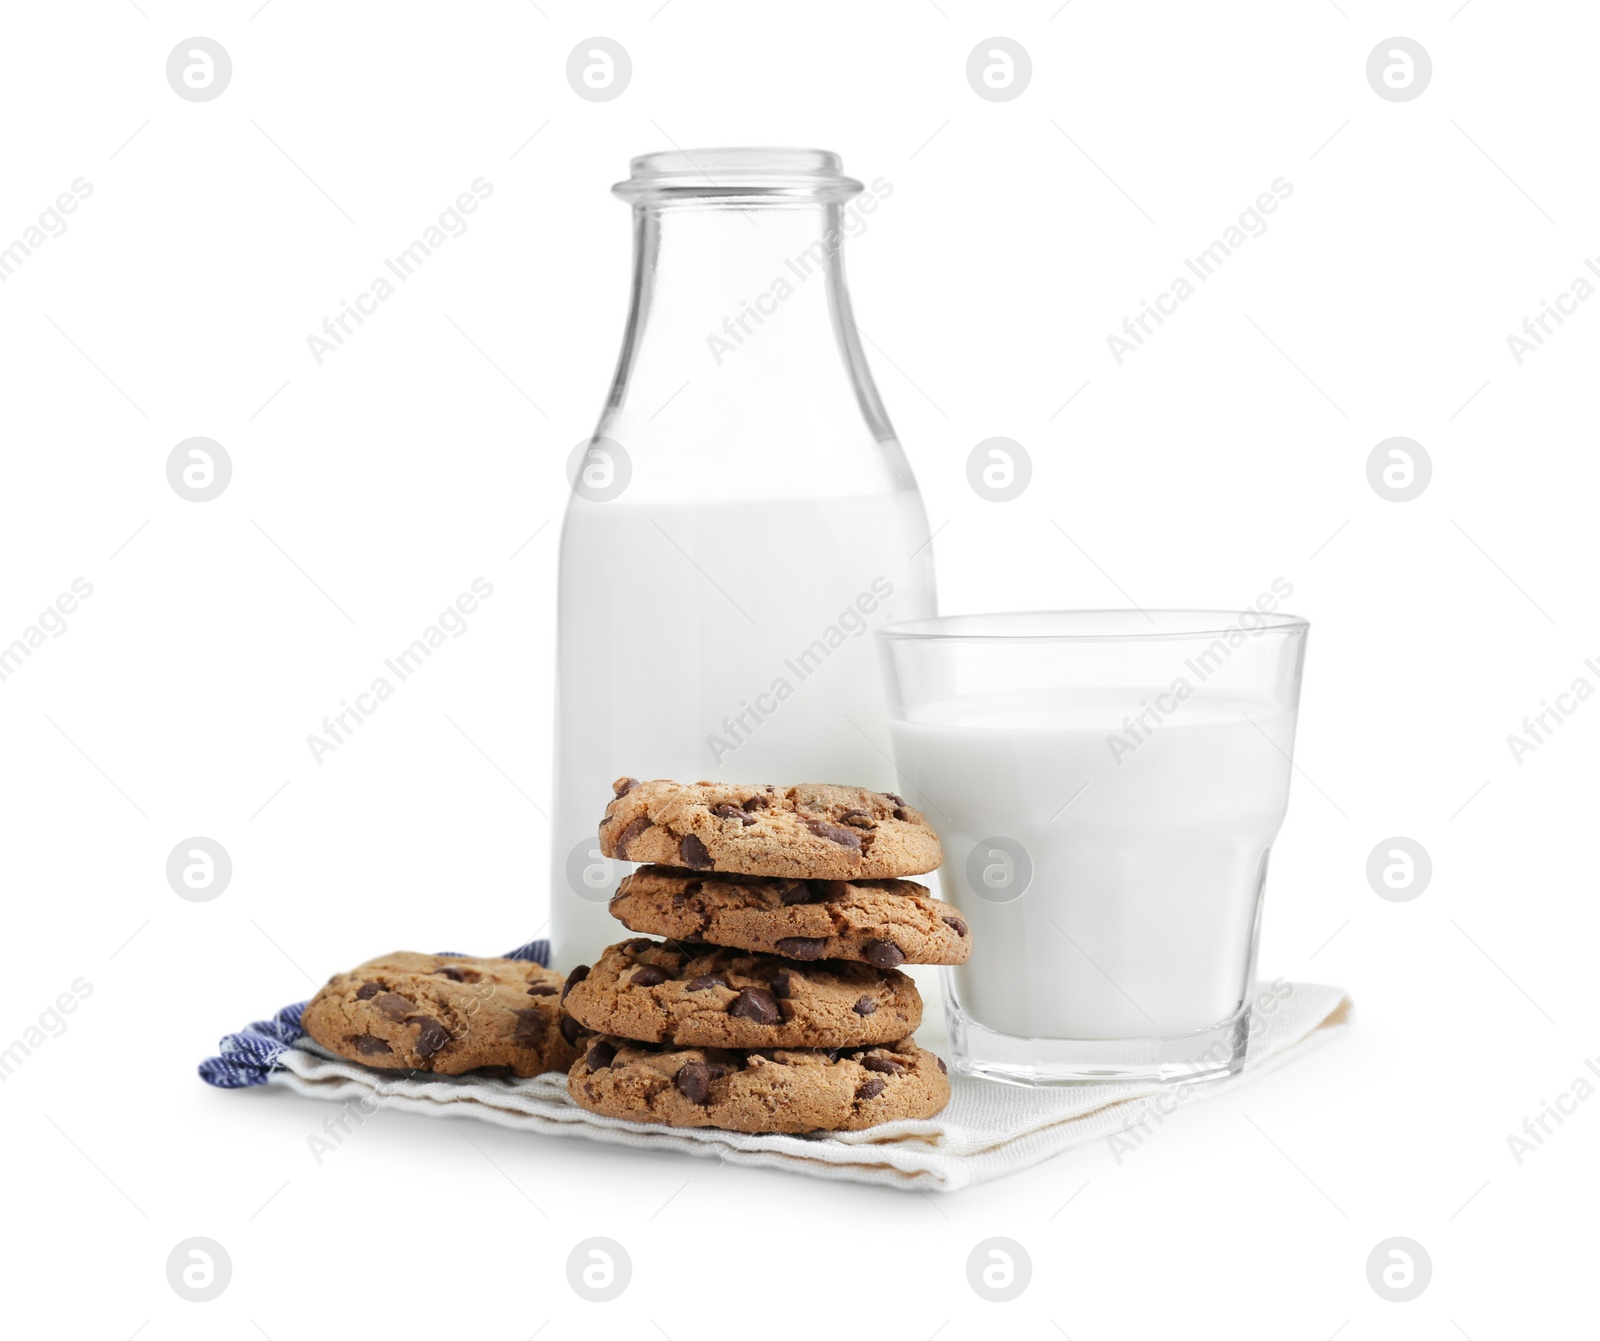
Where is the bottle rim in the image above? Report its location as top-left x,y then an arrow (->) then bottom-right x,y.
613,147 -> 864,204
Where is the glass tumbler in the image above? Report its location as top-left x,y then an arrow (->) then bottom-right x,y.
878,610 -> 1309,1085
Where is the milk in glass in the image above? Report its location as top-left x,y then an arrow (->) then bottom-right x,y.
891,687 -> 1295,1040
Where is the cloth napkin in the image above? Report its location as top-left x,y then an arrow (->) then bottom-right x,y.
200,938 -> 1350,1193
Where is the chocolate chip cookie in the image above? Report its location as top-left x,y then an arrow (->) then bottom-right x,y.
301,951 -> 580,1077
598,778 -> 943,879
568,1036 -> 950,1133
561,939 -> 921,1049
610,865 -> 971,967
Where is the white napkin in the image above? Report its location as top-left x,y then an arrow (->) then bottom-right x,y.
268,981 -> 1350,1192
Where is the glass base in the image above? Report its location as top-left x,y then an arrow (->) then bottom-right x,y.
942,973 -> 1250,1087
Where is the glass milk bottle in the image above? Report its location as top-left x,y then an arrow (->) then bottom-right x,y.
551,149 -> 935,964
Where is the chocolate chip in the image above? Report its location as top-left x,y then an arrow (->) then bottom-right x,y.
630,965 -> 668,987
526,983 -> 558,996
352,1033 -> 391,1056
813,880 -> 853,901
676,1061 -> 716,1104
405,1015 -> 450,1059
613,815 -> 652,859
512,1008 -> 547,1048
861,1054 -> 906,1075
371,992 -> 415,1022
936,1056 -> 948,1074
679,833 -> 713,870
839,809 -> 875,829
741,795 -> 768,810
354,982 -> 383,1000
585,1040 -> 616,1070
613,776 -> 640,796
432,965 -> 466,981
853,996 -> 877,1016
559,1015 -> 589,1046
883,793 -> 906,807
728,986 -> 781,1025
863,939 -> 905,970
856,1078 -> 887,1100
687,973 -> 728,992
942,915 -> 969,937
804,818 -> 861,850
893,809 -> 908,821
684,880 -> 704,896
561,964 -> 590,1002
774,936 -> 826,960
769,970 -> 792,1000
712,803 -> 743,819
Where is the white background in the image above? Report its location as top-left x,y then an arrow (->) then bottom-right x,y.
2,2 -> 1595,1337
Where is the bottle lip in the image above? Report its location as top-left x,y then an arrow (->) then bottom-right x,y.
613,147 -> 864,204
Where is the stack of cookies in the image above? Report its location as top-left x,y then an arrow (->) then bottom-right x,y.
562,778 -> 970,1133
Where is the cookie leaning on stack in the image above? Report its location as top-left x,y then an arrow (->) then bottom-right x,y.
301,951 -> 584,1077
563,777 -> 965,1133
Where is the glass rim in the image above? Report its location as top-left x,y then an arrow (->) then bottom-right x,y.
877,608 -> 1310,644
613,147 -> 863,204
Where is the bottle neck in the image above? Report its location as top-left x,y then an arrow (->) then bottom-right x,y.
601,200 -> 893,443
